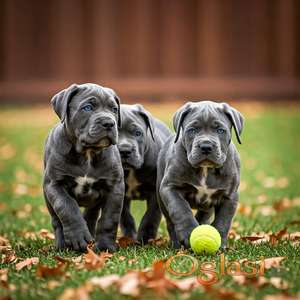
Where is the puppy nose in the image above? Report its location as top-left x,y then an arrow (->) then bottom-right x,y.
101,119 -> 115,130
200,143 -> 213,155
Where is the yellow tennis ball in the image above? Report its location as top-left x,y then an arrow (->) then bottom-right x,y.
190,225 -> 221,254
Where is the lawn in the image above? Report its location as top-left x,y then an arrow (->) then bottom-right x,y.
0,102 -> 300,300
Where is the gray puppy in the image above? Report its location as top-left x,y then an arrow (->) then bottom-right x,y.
157,101 -> 244,250
117,104 -> 171,243
43,83 -> 124,252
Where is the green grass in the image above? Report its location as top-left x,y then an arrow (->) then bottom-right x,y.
0,104 -> 300,300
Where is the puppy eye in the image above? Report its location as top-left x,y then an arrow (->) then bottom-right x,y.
82,104 -> 93,112
112,107 -> 118,114
217,128 -> 226,134
135,130 -> 142,137
187,128 -> 197,135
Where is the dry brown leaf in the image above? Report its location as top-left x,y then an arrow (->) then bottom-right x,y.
46,280 -> 62,290
0,144 -> 16,160
118,272 -> 141,297
84,248 -> 112,270
264,294 -> 300,300
232,275 -> 288,289
15,257 -> 39,271
204,286 -> 246,300
0,269 -> 8,288
89,274 -> 120,290
36,257 -> 68,278
273,197 -> 300,211
240,235 -> 266,243
57,286 -> 90,300
0,203 -> 7,212
238,204 -> 252,216
148,237 -> 168,247
0,236 -> 10,247
259,257 -> 286,270
39,229 -> 55,240
128,258 -> 138,265
117,236 -> 139,248
173,277 -> 200,292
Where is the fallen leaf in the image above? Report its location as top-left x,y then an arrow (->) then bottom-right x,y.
36,257 -> 68,278
0,144 -> 16,160
232,275 -> 288,289
273,197 -> 300,211
117,236 -> 139,248
39,229 -> 55,240
0,236 -> 10,247
0,269 -> 8,288
173,277 -> 200,291
57,286 -> 90,300
89,274 -> 120,290
148,237 -> 168,247
15,257 -> 39,271
84,248 -> 112,270
238,204 -> 252,216
118,272 -> 141,297
259,257 -> 286,270
264,294 -> 300,300
46,280 -> 62,290
204,286 -> 246,300
240,235 -> 266,243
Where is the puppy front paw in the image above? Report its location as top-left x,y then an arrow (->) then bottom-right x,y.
95,240 -> 117,253
63,227 -> 93,252
176,224 -> 198,249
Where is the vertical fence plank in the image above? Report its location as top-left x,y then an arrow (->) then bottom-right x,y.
160,0 -> 197,76
49,0 -> 85,81
197,0 -> 223,77
91,0 -> 119,80
275,0 -> 296,77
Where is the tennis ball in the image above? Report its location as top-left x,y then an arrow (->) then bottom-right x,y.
190,225 -> 221,254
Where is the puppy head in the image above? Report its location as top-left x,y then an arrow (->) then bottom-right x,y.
117,104 -> 155,170
173,101 -> 244,168
51,83 -> 121,153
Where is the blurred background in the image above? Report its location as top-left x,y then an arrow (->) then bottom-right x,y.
0,0 -> 300,103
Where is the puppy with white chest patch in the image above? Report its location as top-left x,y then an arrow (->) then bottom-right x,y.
117,104 -> 172,244
157,101 -> 244,250
43,83 -> 124,252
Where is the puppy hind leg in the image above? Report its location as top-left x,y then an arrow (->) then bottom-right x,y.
137,195 -> 161,244
120,198 -> 137,239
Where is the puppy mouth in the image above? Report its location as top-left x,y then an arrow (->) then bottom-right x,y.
82,137 -> 112,150
198,159 -> 218,168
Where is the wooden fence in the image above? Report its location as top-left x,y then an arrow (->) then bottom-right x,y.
0,0 -> 299,102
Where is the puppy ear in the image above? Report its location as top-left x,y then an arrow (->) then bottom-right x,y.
173,102 -> 192,143
114,95 -> 122,128
222,103 -> 244,144
135,104 -> 155,141
51,84 -> 79,123
103,87 -> 122,128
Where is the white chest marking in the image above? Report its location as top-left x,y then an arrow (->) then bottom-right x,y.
126,169 -> 141,198
74,175 -> 96,196
195,167 -> 217,205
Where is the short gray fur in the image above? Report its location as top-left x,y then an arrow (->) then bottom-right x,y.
157,101 -> 244,250
117,104 -> 172,243
43,83 -> 124,252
